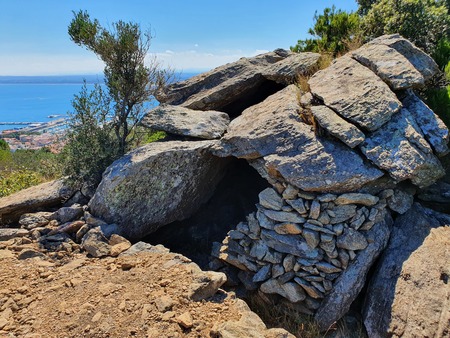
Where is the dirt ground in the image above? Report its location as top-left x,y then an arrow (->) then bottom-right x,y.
0,248 -> 244,338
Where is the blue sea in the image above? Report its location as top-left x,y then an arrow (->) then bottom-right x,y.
0,73 -> 197,133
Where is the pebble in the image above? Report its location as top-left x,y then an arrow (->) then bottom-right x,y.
309,200 -> 321,219
177,312 -> 193,329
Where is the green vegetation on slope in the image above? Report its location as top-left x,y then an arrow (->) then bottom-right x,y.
0,145 -> 63,198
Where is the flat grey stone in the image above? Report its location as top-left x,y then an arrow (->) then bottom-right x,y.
215,85 -> 384,193
334,193 -> 379,206
141,104 -> 230,140
285,198 -> 307,214
253,265 -> 272,283
351,43 -> 426,89
258,188 -> 283,211
402,91 -> 449,156
309,55 -> 401,132
315,262 -> 342,274
360,108 -> 444,188
262,209 -> 305,224
368,34 -> 439,82
294,277 -> 324,299
0,228 -> 29,241
311,105 -> 365,148
302,229 -> 320,249
336,228 -> 368,251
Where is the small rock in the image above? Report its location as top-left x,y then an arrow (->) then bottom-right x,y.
91,311 -> 102,323
298,191 -> 316,200
75,224 -> 91,243
280,255 -> 294,273
253,265 -> 272,283
177,312 -> 193,329
329,205 -> 357,224
387,189 -> 414,214
50,204 -> 83,224
154,295 -> 175,312
334,193 -> 379,206
81,227 -> 111,258
337,228 -> 368,251
282,185 -> 299,200
317,194 -> 337,203
108,234 -> 130,246
0,229 -> 29,241
285,198 -> 307,214
256,210 -> 276,230
294,277 -> 324,299
303,223 -> 335,235
188,271 -> 227,301
109,242 -> 132,257
315,262 -> 342,274
302,229 -> 320,249
309,200 -> 321,219
281,282 -> 307,303
18,249 -> 46,260
19,212 -> 52,229
274,223 -> 302,235
259,188 -> 283,211
272,264 -> 285,278
262,209 -> 306,223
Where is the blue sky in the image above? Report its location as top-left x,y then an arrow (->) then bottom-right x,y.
0,0 -> 358,75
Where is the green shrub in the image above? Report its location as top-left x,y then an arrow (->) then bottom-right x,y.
63,83 -> 119,190
291,6 -> 362,57
424,85 -> 450,127
433,37 -> 450,71
0,169 -> 41,197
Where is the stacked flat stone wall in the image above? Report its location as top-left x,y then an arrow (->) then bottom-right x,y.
214,185 -> 394,314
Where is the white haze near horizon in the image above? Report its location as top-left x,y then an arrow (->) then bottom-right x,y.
0,48 -> 269,76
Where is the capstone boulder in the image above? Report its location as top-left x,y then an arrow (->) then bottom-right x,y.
89,140 -> 228,240
308,56 -> 401,132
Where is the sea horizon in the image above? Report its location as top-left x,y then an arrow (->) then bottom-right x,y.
0,72 -> 198,133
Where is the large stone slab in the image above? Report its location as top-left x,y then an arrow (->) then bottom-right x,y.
402,91 -> 449,156
314,209 -> 392,331
0,179 -> 74,225
360,108 -> 444,188
215,85 -> 383,193
308,55 -> 402,131
310,105 -> 365,148
215,85 -> 308,159
141,104 -> 230,139
156,49 -> 319,112
262,51 -> 321,84
368,34 -> 439,82
351,43 -> 426,90
363,204 -> 450,338
89,141 -> 228,240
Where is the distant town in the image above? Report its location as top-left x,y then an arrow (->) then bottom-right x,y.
0,118 -> 67,153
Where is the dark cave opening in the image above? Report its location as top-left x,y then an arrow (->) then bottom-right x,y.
219,79 -> 286,119
143,158 -> 270,269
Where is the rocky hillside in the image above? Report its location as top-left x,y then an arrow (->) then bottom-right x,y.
1,34 -> 450,338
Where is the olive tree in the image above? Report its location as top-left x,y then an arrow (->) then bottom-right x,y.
64,11 -> 172,188
68,10 -> 171,155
